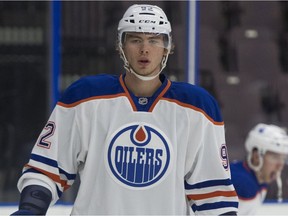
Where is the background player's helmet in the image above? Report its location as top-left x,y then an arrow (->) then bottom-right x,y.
245,123 -> 288,202
245,123 -> 288,156
117,4 -> 172,81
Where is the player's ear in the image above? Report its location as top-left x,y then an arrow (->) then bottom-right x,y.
166,43 -> 175,55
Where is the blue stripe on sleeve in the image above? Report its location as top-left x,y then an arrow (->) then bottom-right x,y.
59,167 -> 77,180
185,178 -> 232,190
30,153 -> 76,180
192,201 -> 238,212
31,153 -> 58,168
56,185 -> 63,198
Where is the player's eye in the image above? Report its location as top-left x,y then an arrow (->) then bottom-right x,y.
129,38 -> 142,44
149,39 -> 160,45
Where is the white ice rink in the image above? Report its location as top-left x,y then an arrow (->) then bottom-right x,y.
1,202 -> 288,215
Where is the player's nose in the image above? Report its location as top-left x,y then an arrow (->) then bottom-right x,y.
140,41 -> 149,54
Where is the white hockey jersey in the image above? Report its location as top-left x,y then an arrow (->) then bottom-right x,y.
230,161 -> 267,215
18,74 -> 238,215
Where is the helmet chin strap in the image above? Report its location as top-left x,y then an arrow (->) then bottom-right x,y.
276,171 -> 283,202
119,46 -> 169,81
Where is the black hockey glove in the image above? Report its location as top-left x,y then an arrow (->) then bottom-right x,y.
11,185 -> 52,215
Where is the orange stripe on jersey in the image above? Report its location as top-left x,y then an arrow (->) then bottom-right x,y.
149,80 -> 171,112
187,190 -> 237,201
25,164 -> 70,191
119,75 -> 137,111
57,93 -> 127,108
160,98 -> 224,125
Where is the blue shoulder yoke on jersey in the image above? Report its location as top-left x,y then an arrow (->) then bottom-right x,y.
59,74 -> 123,105
164,81 -> 223,123
58,74 -> 223,123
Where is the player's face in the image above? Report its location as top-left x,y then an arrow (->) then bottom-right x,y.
122,32 -> 167,78
259,151 -> 287,183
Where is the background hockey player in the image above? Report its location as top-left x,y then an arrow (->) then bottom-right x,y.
230,123 -> 288,215
12,4 -> 238,215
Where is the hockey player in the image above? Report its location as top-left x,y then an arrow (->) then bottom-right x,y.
230,123 -> 288,215
12,4 -> 238,215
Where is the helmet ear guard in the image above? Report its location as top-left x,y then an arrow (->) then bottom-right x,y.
246,148 -> 264,172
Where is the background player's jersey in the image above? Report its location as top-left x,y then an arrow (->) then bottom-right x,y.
230,161 -> 267,215
17,74 -> 238,215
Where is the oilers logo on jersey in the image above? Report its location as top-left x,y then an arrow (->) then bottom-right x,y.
105,123 -> 173,189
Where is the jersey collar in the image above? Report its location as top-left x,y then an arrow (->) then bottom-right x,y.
119,73 -> 171,112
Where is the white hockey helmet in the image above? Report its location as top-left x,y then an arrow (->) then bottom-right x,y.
117,4 -> 172,81
245,123 -> 288,155
118,4 -> 172,50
